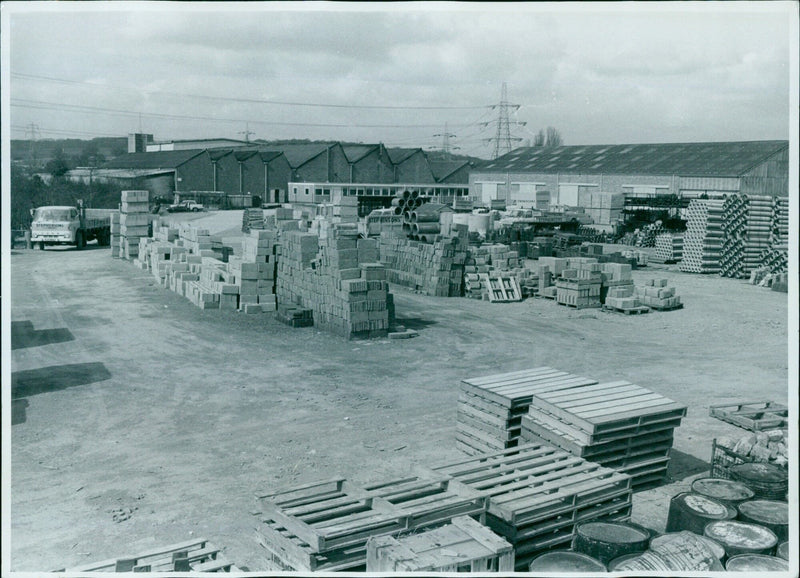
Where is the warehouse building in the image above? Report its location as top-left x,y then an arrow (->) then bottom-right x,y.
469,140 -> 789,207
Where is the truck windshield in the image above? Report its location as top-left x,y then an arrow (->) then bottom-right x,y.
33,208 -> 73,221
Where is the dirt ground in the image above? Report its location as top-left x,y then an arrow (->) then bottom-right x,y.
8,224 -> 791,571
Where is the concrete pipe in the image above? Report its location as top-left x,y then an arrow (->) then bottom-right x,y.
391,197 -> 403,207
410,189 -> 420,200
412,222 -> 441,235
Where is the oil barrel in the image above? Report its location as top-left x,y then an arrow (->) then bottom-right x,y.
607,552 -> 644,571
611,551 -> 671,572
704,520 -> 778,557
572,521 -> 650,565
776,541 -> 788,560
729,463 -> 788,500
665,492 -> 736,535
737,500 -> 788,541
528,551 -> 606,572
691,477 -> 754,507
650,531 -> 725,561
725,553 -> 789,572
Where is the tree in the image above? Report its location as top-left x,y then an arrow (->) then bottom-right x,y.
533,129 -> 545,147
45,147 -> 70,177
532,127 -> 564,148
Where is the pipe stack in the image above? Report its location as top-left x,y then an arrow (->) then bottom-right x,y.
720,194 -> 774,278
758,197 -> 789,274
679,199 -> 724,274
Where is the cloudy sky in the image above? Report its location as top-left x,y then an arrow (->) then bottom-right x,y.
3,2 -> 795,158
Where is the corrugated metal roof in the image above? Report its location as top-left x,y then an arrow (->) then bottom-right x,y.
429,160 -> 471,182
476,141 -> 788,177
386,148 -> 422,164
269,143 -> 331,168
342,144 -> 378,163
101,149 -> 206,169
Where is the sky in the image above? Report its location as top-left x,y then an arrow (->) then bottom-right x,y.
2,2 -> 796,159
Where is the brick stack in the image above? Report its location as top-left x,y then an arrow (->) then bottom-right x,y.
456,367 -> 598,455
119,190 -> 150,260
242,207 -> 265,233
652,233 -> 683,263
228,230 -> 279,313
680,199 -> 724,274
556,264 -> 602,308
378,232 -> 466,297
599,262 -> 633,304
604,284 -> 643,311
635,278 -> 682,310
521,381 -> 686,487
277,227 -> 391,338
110,212 -> 120,258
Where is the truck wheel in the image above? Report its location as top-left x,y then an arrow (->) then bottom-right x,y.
75,231 -> 85,250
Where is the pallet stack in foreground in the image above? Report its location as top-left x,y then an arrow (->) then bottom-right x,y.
456,367 -> 598,455
680,199 -> 724,274
255,474 -> 487,572
521,381 -> 686,487
429,444 -> 633,570
119,190 -> 150,261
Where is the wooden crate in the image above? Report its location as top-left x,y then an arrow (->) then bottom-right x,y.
366,515 -> 514,572
62,539 -> 238,573
427,443 -> 632,570
709,401 -> 788,431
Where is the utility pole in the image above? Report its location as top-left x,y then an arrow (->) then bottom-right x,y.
238,122 -> 255,143
483,82 -> 526,159
433,123 -> 458,159
25,122 -> 40,168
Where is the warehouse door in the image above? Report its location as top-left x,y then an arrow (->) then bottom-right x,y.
480,183 -> 497,204
558,184 -> 579,206
511,182 -> 537,203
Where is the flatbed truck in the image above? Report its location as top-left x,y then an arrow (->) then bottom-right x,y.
30,204 -> 115,250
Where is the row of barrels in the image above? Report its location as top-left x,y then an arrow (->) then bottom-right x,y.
528,475 -> 788,572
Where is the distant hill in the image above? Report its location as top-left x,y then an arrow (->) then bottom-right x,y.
11,137 -> 128,167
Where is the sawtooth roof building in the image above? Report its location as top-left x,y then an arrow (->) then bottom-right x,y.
469,140 -> 789,207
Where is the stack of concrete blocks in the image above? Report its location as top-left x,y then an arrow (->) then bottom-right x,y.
228,230 -> 278,313
599,262 -> 634,304
555,261 -> 602,308
119,190 -> 150,261
535,257 -> 569,299
464,243 -> 530,299
264,207 -> 297,230
378,230 -> 467,297
276,226 -> 391,338
333,196 -> 359,223
578,191 -> 624,226
635,278 -> 682,310
110,212 -> 121,258
604,283 -> 643,310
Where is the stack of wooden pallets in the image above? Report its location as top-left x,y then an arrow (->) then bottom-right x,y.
680,199 -> 724,274
255,474 -> 487,572
520,381 -> 686,487
428,444 -> 633,570
58,538 -> 238,573
457,368 -> 598,455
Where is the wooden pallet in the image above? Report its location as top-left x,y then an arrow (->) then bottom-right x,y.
648,302 -> 684,311
483,274 -> 522,302
709,401 -> 788,431
602,304 -> 650,315
63,539 -> 238,573
531,381 -> 687,435
256,474 -> 487,564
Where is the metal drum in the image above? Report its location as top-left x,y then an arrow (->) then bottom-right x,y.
725,554 -> 789,572
528,551 -> 606,572
607,552 -> 643,571
691,477 -> 755,507
572,521 -> 650,565
650,532 -> 725,561
776,541 -> 789,560
665,492 -> 737,535
704,520 -> 778,557
737,500 -> 788,542
729,463 -> 788,500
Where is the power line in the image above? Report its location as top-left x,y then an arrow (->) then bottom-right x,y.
11,72 -> 490,111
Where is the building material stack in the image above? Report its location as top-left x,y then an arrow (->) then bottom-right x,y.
464,244 -> 527,300
521,381 -> 686,487
599,262 -> 634,303
679,199 -> 724,274
556,264 -> 602,309
366,516 -> 514,573
652,233 -> 683,264
255,474 -> 487,572
242,207 -> 265,233
378,232 -> 467,297
110,212 -> 121,258
119,190 -> 150,261
456,367 -> 598,455
635,278 -> 682,310
603,283 -> 646,313
228,229 -> 278,313
758,197 -> 789,274
720,194 -> 774,279
429,444 -> 633,570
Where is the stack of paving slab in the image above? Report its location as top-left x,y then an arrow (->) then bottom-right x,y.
652,233 -> 683,263
456,367 -> 599,455
255,473 -> 487,572
680,199 -> 724,274
520,380 -> 686,488
119,190 -> 150,261
720,194 -> 774,279
378,231 -> 467,297
604,283 -> 645,312
429,444 -> 633,570
758,197 -> 789,274
110,212 -> 121,258
634,278 -> 682,310
277,226 -> 391,338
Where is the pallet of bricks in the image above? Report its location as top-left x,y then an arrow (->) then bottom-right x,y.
378,230 -> 467,297
58,538 -> 238,572
555,259 -> 602,309
428,444 -> 633,570
255,473 -> 487,571
720,194 -> 774,279
277,226 -> 390,338
119,190 -> 150,261
456,367 -> 599,455
680,199 -> 724,273
521,379 -> 686,488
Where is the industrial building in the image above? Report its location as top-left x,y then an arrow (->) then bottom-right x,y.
469,140 -> 789,207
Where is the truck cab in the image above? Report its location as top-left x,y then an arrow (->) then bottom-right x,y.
30,204 -> 112,250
